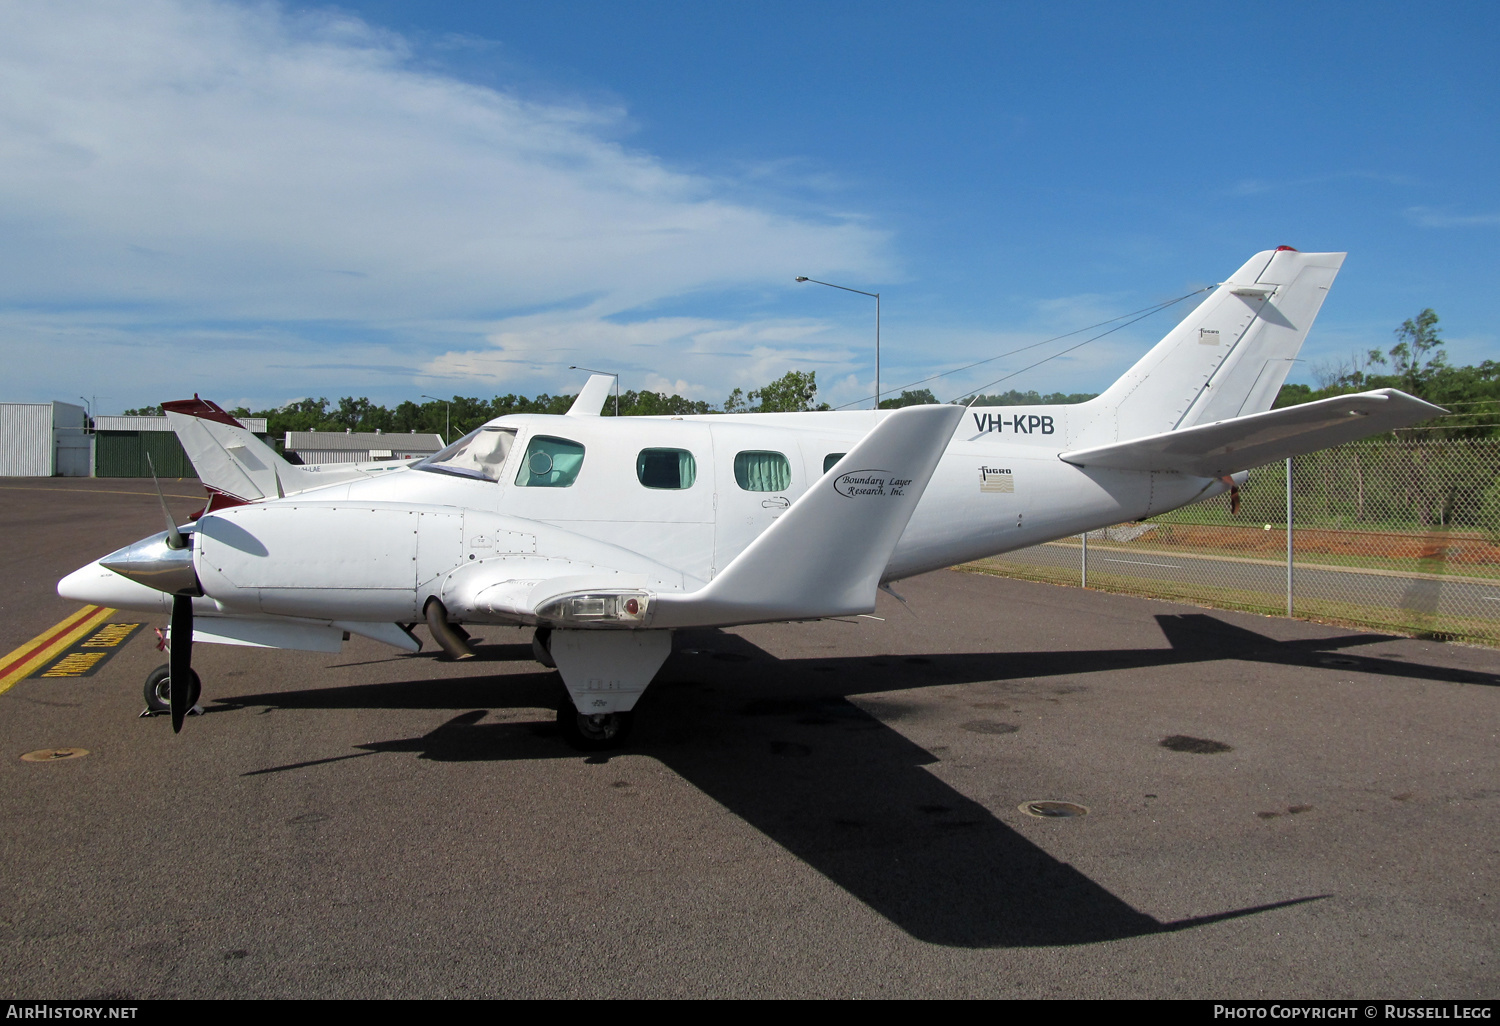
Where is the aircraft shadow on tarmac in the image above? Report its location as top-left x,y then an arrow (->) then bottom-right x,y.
221,612 -> 1498,948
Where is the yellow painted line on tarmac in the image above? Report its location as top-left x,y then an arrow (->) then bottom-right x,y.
0,606 -> 117,695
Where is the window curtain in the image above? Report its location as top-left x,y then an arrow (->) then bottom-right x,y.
637,448 -> 697,489
517,436 -> 585,487
734,451 -> 790,492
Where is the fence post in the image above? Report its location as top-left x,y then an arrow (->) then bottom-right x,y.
1286,456 -> 1294,616
1081,531 -> 1088,588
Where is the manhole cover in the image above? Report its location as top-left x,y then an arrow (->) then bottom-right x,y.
1019,800 -> 1088,818
21,747 -> 89,762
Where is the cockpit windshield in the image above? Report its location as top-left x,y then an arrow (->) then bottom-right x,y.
414,427 -> 518,481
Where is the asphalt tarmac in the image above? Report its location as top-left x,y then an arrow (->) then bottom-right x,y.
1,479 -> 1496,998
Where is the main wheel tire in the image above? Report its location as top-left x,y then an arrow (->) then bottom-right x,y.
143,664 -> 201,715
556,704 -> 633,751
532,627 -> 556,668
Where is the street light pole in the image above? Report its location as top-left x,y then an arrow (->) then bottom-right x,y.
420,395 -> 450,443
569,366 -> 621,417
796,277 -> 881,410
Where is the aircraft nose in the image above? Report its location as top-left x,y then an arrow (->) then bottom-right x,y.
58,559 -> 172,612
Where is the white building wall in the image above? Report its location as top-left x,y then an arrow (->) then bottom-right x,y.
292,449 -> 427,464
93,415 -> 268,433
52,402 -> 90,477
0,403 -> 57,476
295,449 -> 366,464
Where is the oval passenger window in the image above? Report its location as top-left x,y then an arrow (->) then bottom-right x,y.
734,451 -> 790,492
515,436 -> 585,488
637,448 -> 697,489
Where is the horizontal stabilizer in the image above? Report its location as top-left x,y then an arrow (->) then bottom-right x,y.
1060,388 -> 1446,477
652,404 -> 964,629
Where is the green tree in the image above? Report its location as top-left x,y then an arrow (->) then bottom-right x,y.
390,400 -> 429,433
1272,383 -> 1314,409
878,388 -> 938,409
749,370 -> 821,412
968,389 -> 1096,406
332,396 -> 383,430
608,390 -> 714,417
1371,308 -> 1447,393
1273,309 -> 1499,437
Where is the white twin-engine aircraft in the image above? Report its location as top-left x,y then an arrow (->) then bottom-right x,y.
60,248 -> 1443,748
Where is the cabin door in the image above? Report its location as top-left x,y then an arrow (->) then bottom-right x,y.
709,428 -> 797,579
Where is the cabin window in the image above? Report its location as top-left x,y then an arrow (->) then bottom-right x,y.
637,448 -> 697,489
823,453 -> 847,474
734,451 -> 790,492
515,435 -> 586,488
415,427 -> 517,482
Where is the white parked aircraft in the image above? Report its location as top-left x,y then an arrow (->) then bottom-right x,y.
60,248 -> 1443,748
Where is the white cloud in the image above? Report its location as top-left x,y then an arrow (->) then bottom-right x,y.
1229,171 -> 1413,197
0,0 -> 888,404
1405,206 -> 1500,228
422,310 -> 858,403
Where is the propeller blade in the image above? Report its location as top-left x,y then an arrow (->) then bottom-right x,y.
170,593 -> 193,733
145,453 -> 186,550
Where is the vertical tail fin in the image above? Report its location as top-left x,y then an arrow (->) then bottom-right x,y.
1080,248 -> 1345,444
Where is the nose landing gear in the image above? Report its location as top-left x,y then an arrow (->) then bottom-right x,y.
141,663 -> 203,718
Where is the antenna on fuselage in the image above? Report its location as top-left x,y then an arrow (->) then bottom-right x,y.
569,366 -> 620,417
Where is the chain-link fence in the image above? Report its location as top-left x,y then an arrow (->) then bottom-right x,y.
966,438 -> 1500,645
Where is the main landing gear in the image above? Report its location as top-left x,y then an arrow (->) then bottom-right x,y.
536,627 -> 669,752
541,629 -> 633,750
556,702 -> 634,751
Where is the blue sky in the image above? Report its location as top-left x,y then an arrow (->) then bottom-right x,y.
2,0 -> 1495,413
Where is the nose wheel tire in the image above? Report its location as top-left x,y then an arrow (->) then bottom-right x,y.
556,703 -> 633,751
143,663 -> 202,715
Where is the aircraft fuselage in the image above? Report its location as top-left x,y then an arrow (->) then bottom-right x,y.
284,404 -> 1226,589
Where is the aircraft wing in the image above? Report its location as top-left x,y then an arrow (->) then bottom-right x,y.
1059,388 -> 1446,478
650,403 -> 964,628
426,404 -> 963,631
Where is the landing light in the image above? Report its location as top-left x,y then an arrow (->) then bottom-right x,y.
536,591 -> 652,625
